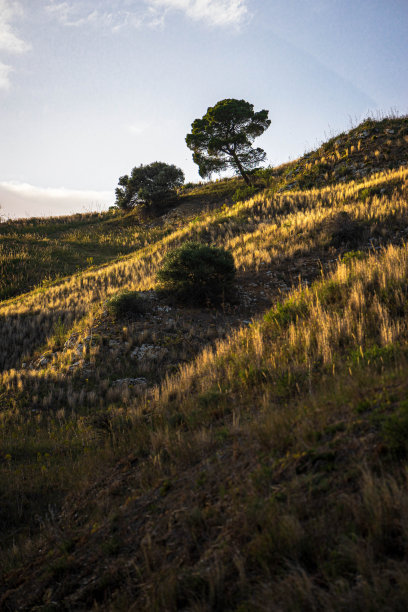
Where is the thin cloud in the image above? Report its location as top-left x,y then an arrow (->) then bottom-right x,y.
45,1 -> 145,30
0,0 -> 30,89
45,0 -> 248,30
147,0 -> 248,27
0,60 -> 12,89
0,181 -> 113,219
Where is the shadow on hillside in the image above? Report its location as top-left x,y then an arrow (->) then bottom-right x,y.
0,308 -> 78,372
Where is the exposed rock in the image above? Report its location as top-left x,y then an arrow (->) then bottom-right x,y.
112,378 -> 148,387
130,344 -> 169,361
64,335 -> 78,350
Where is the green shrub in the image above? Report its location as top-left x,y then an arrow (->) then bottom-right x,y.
232,185 -> 258,203
156,242 -> 236,305
341,250 -> 367,265
264,297 -> 308,327
106,291 -> 145,319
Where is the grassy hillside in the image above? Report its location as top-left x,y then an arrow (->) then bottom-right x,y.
1,117 -> 408,610
1,115 -> 407,302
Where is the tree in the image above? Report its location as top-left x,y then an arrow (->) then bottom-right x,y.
115,161 -> 184,211
186,99 -> 271,185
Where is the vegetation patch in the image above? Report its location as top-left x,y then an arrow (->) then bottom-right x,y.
106,290 -> 146,319
156,241 -> 236,305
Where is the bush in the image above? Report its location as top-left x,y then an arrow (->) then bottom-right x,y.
232,185 -> 258,203
322,212 -> 367,249
156,242 -> 236,305
106,291 -> 145,319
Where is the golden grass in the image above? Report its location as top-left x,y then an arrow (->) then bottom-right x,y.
2,164 -> 408,609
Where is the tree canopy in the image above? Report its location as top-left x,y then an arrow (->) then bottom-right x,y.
185,99 -> 271,185
115,161 -> 184,211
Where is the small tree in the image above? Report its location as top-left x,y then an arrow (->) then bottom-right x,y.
157,242 -> 236,305
115,161 -> 184,211
186,99 -> 271,185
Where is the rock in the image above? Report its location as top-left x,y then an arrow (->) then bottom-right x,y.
64,335 -> 78,350
164,318 -> 176,331
112,378 -> 148,387
38,357 -> 49,367
156,305 -> 172,313
131,344 -> 169,361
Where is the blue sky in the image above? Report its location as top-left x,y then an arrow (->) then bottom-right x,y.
0,0 -> 407,218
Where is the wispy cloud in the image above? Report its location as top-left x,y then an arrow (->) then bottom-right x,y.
147,0 -> 248,27
45,0 -> 248,31
45,1 -> 147,30
0,181 -> 113,219
0,0 -> 30,89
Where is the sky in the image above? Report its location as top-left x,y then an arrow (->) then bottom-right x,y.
0,0 -> 407,219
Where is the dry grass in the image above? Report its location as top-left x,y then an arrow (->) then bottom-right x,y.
1,143 -> 408,608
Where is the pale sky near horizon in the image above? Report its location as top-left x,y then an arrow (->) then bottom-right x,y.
0,0 -> 407,218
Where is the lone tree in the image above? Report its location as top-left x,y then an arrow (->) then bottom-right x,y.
115,161 -> 184,211
186,99 -> 270,185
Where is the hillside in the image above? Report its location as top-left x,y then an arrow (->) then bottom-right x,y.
1,117 -> 408,610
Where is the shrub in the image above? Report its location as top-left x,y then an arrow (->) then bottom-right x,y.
106,291 -> 145,319
232,185 -> 258,203
156,242 -> 236,305
342,250 -> 367,265
322,212 -> 367,249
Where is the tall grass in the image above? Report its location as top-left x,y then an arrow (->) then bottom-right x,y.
2,160 -> 408,609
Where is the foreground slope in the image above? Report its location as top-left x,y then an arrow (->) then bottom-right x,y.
1,117 -> 408,610
3,236 -> 408,610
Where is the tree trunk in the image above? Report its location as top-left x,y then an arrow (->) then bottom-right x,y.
231,152 -> 252,185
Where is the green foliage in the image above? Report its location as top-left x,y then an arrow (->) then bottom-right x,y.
115,161 -> 184,211
348,344 -> 395,367
156,242 -> 236,305
106,291 -> 145,319
232,185 -> 258,202
317,280 -> 345,306
264,297 -> 309,327
186,99 -> 270,185
341,250 -> 366,265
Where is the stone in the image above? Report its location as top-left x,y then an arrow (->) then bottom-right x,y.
112,378 -> 148,387
64,335 -> 78,350
130,344 -> 169,361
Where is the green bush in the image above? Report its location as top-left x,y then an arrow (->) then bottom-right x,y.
156,242 -> 236,305
106,291 -> 145,319
341,250 -> 367,265
232,185 -> 258,203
